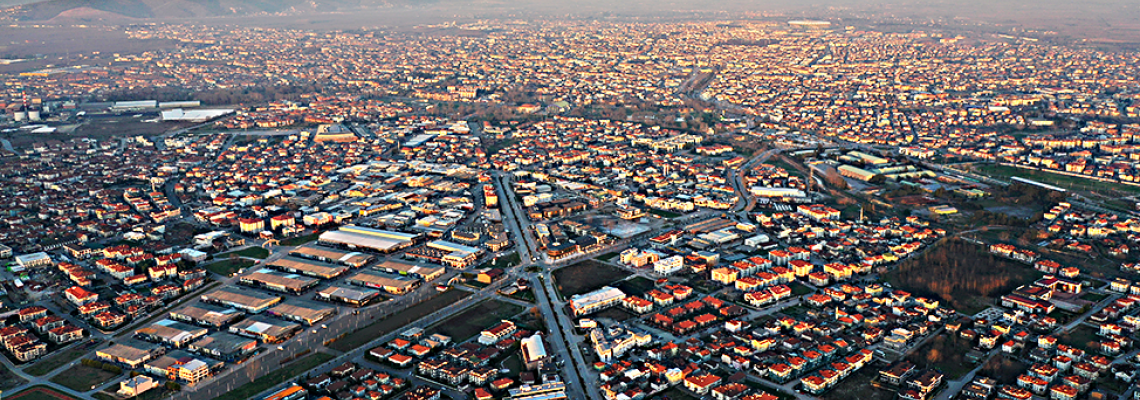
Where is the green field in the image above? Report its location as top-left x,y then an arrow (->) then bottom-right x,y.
279,232 -> 321,246
49,364 -> 120,392
7,385 -> 81,400
213,352 -> 334,400
203,258 -> 256,276
429,300 -> 526,341
1058,325 -> 1101,353
329,289 -> 473,352
219,247 -> 270,259
614,276 -> 656,296
552,260 -> 631,298
480,252 -> 521,270
0,362 -> 27,392
973,163 -> 1140,195
1080,292 -> 1109,302
26,339 -> 102,376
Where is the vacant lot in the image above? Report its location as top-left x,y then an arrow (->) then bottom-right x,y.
594,307 -> 636,322
430,300 -> 526,341
204,258 -> 256,276
49,364 -> 120,392
886,238 -> 1042,315
329,289 -> 472,352
220,247 -> 270,259
213,352 -> 334,400
905,334 -> 978,380
26,339 -> 101,376
553,260 -> 631,299
820,366 -> 894,400
7,385 -> 81,400
648,209 -> 682,219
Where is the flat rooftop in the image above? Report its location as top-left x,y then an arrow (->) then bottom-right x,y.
267,257 -> 349,279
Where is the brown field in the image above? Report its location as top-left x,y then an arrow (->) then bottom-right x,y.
552,260 -> 630,298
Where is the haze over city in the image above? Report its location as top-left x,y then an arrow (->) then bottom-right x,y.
0,1 -> 1139,400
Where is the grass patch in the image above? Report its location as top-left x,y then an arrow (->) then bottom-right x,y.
0,362 -> 27,391
973,163 -> 1140,196
552,260 -> 631,298
49,363 -> 121,392
905,334 -> 978,380
500,353 -> 523,376
614,276 -> 656,296
203,258 -> 256,276
279,232 -> 321,246
1080,292 -> 1109,302
6,385 -> 81,400
789,282 -> 814,296
596,252 -> 620,262
212,352 -> 334,400
506,289 -> 536,303
1057,325 -> 1101,353
429,300 -> 526,342
329,289 -> 473,352
219,247 -> 270,259
481,252 -> 521,270
648,209 -> 682,219
26,339 -> 102,376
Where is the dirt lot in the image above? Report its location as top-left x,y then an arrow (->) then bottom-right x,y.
429,299 -> 526,341
552,260 -> 631,299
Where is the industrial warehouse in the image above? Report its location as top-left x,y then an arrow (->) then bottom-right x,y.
316,285 -> 383,307
202,287 -> 283,314
267,257 -> 350,280
239,270 -> 320,294
317,225 -> 419,253
266,300 -> 337,326
373,260 -> 445,282
289,245 -> 374,268
228,316 -> 301,344
169,302 -> 244,328
346,269 -> 421,295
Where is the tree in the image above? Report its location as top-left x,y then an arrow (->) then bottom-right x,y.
868,174 -> 887,184
166,381 -> 181,391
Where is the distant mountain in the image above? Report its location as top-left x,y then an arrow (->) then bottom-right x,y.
3,0 -> 411,21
